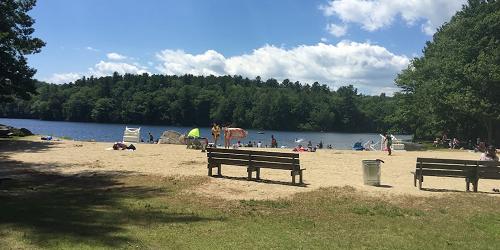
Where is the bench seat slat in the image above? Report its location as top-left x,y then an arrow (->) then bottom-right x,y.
416,163 -> 477,171
251,155 -> 300,164
209,158 -> 249,167
416,169 -> 472,177
478,173 -> 500,179
477,167 -> 500,173
251,162 -> 297,170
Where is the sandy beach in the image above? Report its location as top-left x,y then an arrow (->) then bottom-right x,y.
1,137 -> 498,200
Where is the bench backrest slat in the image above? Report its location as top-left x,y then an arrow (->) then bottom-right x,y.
208,148 -> 299,158
417,158 -> 477,165
209,152 -> 250,161
209,158 -> 297,170
477,161 -> 500,167
416,163 -> 476,171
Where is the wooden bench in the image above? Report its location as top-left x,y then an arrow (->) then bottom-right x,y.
413,158 -> 478,191
413,158 -> 500,192
207,148 -> 305,185
476,161 -> 500,191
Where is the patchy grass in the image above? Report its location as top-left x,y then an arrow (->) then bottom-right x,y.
0,172 -> 499,249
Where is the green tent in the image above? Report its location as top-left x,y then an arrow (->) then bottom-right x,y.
187,128 -> 200,138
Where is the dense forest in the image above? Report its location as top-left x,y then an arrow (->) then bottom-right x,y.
0,74 -> 399,133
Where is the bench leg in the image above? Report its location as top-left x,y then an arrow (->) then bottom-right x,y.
207,164 -> 212,176
418,175 -> 423,190
466,178 -> 470,192
473,179 -> 478,192
256,168 -> 260,180
247,168 -> 252,180
217,164 -> 222,176
291,171 -> 296,185
299,170 -> 303,185
413,173 -> 417,187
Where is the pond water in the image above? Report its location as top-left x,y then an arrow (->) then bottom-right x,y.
0,118 -> 412,149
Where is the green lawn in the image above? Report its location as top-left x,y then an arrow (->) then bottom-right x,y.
1,172 -> 499,249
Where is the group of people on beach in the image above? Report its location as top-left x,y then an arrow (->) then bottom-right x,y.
432,132 -> 495,152
433,136 -> 461,149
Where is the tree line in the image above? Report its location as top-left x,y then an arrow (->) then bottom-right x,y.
0,74 -> 399,134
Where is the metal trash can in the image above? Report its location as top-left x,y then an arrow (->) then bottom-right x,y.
362,159 -> 384,186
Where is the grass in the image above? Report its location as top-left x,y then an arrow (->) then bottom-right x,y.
1,174 -> 499,249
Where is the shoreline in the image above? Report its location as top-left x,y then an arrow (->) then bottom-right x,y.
0,118 -> 413,150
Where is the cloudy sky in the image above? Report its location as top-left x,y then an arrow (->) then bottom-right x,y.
28,0 -> 466,94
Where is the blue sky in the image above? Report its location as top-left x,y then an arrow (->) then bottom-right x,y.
27,0 -> 466,94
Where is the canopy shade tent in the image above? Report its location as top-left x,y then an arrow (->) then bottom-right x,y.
187,128 -> 200,138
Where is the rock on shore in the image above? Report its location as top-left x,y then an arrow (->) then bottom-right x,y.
0,124 -> 33,137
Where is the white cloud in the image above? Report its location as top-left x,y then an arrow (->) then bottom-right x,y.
156,49 -> 227,76
85,46 -> 99,52
320,37 -> 329,43
44,73 -> 82,84
106,52 -> 127,60
326,23 -> 348,37
45,57 -> 150,84
321,0 -> 466,35
156,42 -> 409,94
89,61 -> 150,77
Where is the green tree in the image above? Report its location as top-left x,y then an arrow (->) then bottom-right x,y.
0,0 -> 45,100
91,98 -> 115,122
395,0 -> 500,143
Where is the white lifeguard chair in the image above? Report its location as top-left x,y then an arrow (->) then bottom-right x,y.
380,134 -> 405,151
123,127 -> 141,143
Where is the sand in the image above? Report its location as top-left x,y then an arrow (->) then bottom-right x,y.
1,137 -> 499,200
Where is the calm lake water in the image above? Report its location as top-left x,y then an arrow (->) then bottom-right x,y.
0,118 -> 412,149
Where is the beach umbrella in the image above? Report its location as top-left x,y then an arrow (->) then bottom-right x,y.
187,128 -> 200,138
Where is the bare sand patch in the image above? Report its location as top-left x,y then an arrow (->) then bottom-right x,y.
1,138 -> 499,200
